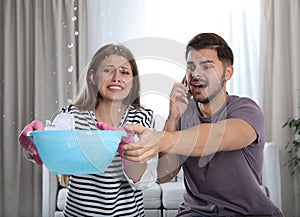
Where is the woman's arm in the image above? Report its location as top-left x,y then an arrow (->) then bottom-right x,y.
123,109 -> 158,189
157,116 -> 182,183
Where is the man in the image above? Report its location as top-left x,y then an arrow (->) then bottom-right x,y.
123,33 -> 283,216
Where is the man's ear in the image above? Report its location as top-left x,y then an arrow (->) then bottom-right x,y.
225,65 -> 234,81
89,69 -> 96,85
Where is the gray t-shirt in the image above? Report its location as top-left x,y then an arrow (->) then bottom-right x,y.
177,95 -> 283,216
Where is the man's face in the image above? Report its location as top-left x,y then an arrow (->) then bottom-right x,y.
186,49 -> 227,104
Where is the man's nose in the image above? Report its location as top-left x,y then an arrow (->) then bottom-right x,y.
190,68 -> 204,80
194,65 -> 207,76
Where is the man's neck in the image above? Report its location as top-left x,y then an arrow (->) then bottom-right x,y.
198,91 -> 228,118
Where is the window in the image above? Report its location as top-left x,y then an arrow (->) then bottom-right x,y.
88,0 -> 260,129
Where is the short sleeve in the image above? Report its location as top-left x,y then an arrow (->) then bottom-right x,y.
227,97 -> 265,145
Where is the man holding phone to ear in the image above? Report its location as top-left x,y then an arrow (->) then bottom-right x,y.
122,33 -> 283,216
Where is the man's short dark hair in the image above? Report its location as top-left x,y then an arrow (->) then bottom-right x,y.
186,33 -> 234,66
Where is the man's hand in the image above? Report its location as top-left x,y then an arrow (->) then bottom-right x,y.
169,82 -> 189,121
18,120 -> 44,165
122,125 -> 171,162
166,82 -> 190,131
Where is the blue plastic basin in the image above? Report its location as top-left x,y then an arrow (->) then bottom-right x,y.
29,130 -> 126,174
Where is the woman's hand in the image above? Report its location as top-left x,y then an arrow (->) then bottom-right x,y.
96,122 -> 147,182
96,122 -> 134,164
18,120 -> 44,165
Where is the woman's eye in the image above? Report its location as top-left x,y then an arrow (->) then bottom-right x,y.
103,69 -> 113,73
120,70 -> 130,75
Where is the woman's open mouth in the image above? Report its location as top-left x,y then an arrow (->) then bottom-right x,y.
108,85 -> 124,91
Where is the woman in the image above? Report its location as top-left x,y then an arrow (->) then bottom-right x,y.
19,44 -> 157,217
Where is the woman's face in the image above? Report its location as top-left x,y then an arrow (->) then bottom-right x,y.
94,54 -> 133,102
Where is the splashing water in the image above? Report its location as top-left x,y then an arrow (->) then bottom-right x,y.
68,66 -> 73,72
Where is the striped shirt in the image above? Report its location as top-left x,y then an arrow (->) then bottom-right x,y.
57,105 -> 156,217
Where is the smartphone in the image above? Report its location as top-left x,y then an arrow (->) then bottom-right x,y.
182,76 -> 190,104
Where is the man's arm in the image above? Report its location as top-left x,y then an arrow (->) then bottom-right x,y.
157,82 -> 188,183
123,118 -> 257,162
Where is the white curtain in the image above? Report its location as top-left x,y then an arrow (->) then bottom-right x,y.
259,0 -> 300,216
142,0 -> 260,100
0,1 -> 89,216
87,0 -> 146,54
130,0 -> 261,130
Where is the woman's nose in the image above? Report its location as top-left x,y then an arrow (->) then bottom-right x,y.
111,70 -> 121,83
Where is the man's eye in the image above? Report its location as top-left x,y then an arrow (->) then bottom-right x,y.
202,64 -> 213,71
186,65 -> 195,72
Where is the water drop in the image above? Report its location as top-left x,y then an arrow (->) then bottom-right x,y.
72,16 -> 77,21
68,65 -> 73,72
68,43 -> 73,48
74,31 -> 79,36
73,7 -> 77,11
